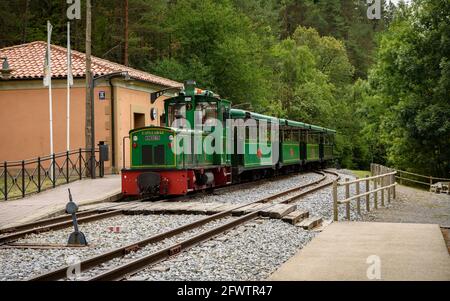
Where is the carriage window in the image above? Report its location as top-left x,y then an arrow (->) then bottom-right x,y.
293,130 -> 299,142
260,122 -> 271,142
300,131 -> 306,142
308,133 -> 319,144
284,130 -> 290,141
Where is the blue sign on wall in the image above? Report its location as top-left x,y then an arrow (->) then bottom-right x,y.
99,91 -> 106,100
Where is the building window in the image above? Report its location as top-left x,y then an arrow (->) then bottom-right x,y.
134,113 -> 146,129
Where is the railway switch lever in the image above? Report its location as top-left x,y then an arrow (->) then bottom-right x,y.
66,189 -> 88,246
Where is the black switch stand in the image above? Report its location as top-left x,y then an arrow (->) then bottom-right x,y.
66,189 -> 88,246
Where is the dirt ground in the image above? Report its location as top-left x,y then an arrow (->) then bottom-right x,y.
361,184 -> 450,226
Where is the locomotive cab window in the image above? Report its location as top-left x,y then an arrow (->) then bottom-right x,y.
194,102 -> 218,129
204,102 -> 218,128
168,103 -> 187,128
194,104 -> 205,127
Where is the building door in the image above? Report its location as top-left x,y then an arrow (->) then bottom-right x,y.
134,113 -> 146,129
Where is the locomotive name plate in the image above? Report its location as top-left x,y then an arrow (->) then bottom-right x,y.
145,135 -> 161,141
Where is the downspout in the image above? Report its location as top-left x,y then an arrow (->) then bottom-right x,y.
109,78 -> 116,173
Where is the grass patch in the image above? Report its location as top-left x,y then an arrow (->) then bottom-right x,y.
350,170 -> 371,178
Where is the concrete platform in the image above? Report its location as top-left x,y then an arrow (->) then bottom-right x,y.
0,175 -> 121,229
269,222 -> 450,281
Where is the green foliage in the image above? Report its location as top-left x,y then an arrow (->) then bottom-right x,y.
3,0 -> 445,175
269,26 -> 363,168
280,0 -> 393,79
364,0 -> 450,177
155,0 -> 272,108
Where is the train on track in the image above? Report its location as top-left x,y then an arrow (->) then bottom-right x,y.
122,81 -> 336,198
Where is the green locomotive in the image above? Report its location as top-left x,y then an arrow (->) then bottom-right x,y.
121,81 -> 335,197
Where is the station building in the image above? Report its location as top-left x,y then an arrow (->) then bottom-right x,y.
0,41 -> 181,173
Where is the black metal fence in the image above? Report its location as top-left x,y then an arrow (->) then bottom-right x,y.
0,148 -> 105,201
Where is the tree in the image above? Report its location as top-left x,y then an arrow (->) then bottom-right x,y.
366,0 -> 450,176
150,0 -> 272,107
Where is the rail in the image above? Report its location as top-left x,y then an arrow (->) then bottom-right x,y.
333,165 -> 397,221
0,148 -> 105,201
30,171 -> 335,281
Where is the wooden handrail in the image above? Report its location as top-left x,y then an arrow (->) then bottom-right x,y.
397,169 -> 450,181
395,176 -> 430,186
338,183 -> 397,204
397,169 -> 431,178
337,171 -> 396,186
333,164 -> 397,222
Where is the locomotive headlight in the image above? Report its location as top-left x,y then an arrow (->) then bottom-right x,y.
169,135 -> 174,141
133,136 -> 138,142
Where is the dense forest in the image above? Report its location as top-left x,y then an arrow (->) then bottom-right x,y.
0,0 -> 448,177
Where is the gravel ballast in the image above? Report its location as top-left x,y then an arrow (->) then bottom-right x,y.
0,170 -> 395,281
192,172 -> 324,204
132,219 -> 316,281
294,170 -> 391,221
0,214 -> 204,281
76,216 -> 238,280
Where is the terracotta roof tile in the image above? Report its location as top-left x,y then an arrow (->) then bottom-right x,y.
0,41 -> 182,88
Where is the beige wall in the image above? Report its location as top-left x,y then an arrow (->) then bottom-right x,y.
0,80 -> 110,160
114,83 -> 166,170
0,78 -> 169,173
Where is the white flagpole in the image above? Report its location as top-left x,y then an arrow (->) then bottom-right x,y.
67,22 -> 72,152
47,21 -> 54,158
44,20 -> 54,179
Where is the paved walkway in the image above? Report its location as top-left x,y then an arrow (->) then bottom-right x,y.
0,175 -> 121,229
269,222 -> 450,281
363,185 -> 450,226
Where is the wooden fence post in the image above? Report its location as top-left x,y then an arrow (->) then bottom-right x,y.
345,178 -> 350,220
429,176 -> 433,192
365,175 -> 370,212
356,177 -> 361,215
333,180 -> 338,222
374,178 -> 378,209
387,174 -> 391,203
381,175 -> 385,207
378,165 -> 382,186
393,174 -> 396,200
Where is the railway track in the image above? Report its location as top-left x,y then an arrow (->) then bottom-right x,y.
0,170 -> 325,245
0,193 -> 201,245
0,209 -> 126,245
29,170 -> 338,281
